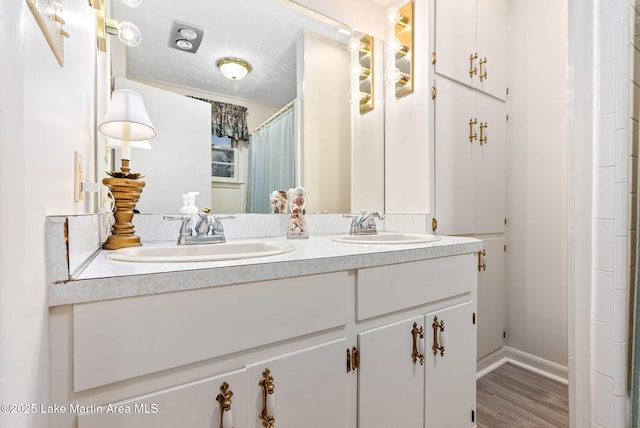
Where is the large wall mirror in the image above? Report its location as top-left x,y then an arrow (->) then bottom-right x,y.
99,0 -> 385,216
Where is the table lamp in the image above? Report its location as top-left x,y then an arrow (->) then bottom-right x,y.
99,89 -> 156,250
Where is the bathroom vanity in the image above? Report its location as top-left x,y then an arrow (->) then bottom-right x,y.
48,222 -> 481,428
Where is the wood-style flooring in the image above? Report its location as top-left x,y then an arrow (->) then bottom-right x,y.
476,363 -> 569,428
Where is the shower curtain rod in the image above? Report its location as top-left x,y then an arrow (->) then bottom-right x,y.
251,99 -> 297,134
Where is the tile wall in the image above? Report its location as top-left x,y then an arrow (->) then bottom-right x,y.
592,0 -> 637,426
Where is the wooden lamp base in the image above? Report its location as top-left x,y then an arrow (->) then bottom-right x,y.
102,176 -> 145,250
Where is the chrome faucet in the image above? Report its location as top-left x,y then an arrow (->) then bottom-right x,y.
344,210 -> 385,235
163,210 -> 234,245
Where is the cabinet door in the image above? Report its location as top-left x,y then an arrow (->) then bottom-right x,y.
358,316 -> 424,428
77,369 -> 248,428
246,338 -> 349,428
434,78 -> 477,236
476,0 -> 509,100
475,92 -> 507,234
477,236 -> 506,359
425,303 -> 476,428
434,0 -> 477,87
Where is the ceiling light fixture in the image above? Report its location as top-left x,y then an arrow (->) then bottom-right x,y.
168,20 -> 204,54
216,57 -> 252,80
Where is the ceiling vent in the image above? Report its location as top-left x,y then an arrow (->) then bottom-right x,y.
168,20 -> 204,53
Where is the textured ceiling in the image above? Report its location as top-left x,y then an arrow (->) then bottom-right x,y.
112,0 -> 352,107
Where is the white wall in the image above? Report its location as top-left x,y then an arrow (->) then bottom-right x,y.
302,31 -> 351,214
506,0 -> 568,369
0,1 -> 97,426
384,0 -> 431,214
351,37 -> 385,213
114,78 -> 212,214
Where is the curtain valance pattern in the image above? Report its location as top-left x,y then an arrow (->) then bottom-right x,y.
189,96 -> 249,141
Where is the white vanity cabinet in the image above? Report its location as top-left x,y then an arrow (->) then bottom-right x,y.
434,77 -> 507,236
246,339 -> 350,428
49,239 -> 480,428
77,369 -> 249,428
355,254 -> 478,428
358,316 -> 426,428
434,0 -> 509,101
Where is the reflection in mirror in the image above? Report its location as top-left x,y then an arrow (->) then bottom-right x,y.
101,0 -> 384,215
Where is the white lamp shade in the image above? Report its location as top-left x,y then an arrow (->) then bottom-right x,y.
99,89 -> 157,140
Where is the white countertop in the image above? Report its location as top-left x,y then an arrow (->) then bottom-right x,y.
49,234 -> 482,307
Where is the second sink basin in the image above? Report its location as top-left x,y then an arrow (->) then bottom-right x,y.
330,232 -> 441,244
107,241 -> 296,263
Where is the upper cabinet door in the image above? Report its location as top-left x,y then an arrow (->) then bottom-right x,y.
476,0 -> 509,100
434,78 -> 478,236
435,0 -> 508,101
434,0 -> 477,87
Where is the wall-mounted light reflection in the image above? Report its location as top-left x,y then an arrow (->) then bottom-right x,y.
385,1 -> 414,98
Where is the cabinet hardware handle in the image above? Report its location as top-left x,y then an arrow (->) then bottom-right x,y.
351,346 -> 360,370
469,118 -> 478,142
479,57 -> 488,81
216,381 -> 234,428
477,249 -> 486,271
479,122 -> 488,145
469,53 -> 478,77
411,322 -> 425,365
432,316 -> 446,357
346,348 -> 352,373
259,368 -> 276,428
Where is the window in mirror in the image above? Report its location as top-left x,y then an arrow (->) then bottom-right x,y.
212,135 -> 236,179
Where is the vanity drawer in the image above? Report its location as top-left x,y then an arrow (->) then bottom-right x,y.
73,271 -> 349,391
356,254 -> 476,320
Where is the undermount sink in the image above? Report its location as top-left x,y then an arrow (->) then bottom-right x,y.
330,232 -> 441,244
107,241 -> 296,263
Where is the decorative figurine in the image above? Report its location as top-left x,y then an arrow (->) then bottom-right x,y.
270,190 -> 288,214
287,187 -> 308,239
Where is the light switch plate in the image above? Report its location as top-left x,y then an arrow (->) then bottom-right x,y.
26,0 -> 67,67
74,151 -> 83,202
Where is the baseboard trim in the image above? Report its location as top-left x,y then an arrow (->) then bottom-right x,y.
477,346 -> 568,385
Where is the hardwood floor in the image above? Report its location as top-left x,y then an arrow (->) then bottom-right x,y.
476,363 -> 569,428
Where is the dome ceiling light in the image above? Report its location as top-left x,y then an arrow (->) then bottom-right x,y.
216,57 -> 253,80
168,20 -> 204,53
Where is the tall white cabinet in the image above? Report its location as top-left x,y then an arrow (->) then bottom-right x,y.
432,0 -> 509,361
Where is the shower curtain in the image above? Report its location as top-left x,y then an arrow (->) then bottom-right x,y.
246,101 -> 297,213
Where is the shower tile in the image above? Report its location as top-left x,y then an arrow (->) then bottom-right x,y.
616,76 -> 631,130
613,288 -> 631,342
615,129 -> 628,182
614,394 -> 627,428
593,270 -> 615,324
597,115 -> 616,167
613,341 -> 628,395
599,62 -> 616,116
593,220 -> 615,271
593,372 -> 615,427
595,168 -> 616,219
593,321 -> 614,377
615,183 -> 630,235
601,7 -> 616,63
